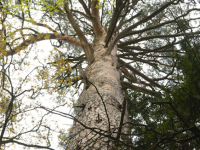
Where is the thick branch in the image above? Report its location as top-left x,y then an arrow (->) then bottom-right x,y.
123,20 -> 175,38
104,1 -> 176,55
119,1 -> 176,37
115,10 -> 142,33
123,10 -> 200,38
118,34 -> 189,47
78,0 -> 92,19
91,0 -> 104,36
119,59 -> 161,88
6,33 -> 82,56
104,0 -> 127,47
121,81 -> 159,95
64,2 -> 94,64
120,66 -> 136,82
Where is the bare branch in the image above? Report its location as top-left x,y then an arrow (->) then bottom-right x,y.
118,33 -> 196,47
104,1 -> 176,55
104,0 -> 128,47
119,59 -> 161,88
2,140 -> 54,150
78,0 -> 92,19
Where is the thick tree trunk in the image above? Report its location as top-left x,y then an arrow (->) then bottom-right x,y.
69,43 -> 129,150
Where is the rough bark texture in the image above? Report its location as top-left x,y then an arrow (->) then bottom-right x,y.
69,41 -> 129,150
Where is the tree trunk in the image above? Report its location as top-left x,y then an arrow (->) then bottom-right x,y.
69,42 -> 130,150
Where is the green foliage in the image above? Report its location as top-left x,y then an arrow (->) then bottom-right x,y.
174,39 -> 200,115
125,39 -> 200,149
176,19 -> 190,32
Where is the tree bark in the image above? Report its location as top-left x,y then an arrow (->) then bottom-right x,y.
69,42 -> 129,149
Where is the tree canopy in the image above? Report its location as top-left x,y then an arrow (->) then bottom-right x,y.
0,0 -> 200,149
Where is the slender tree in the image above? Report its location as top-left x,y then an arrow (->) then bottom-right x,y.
0,0 -> 200,150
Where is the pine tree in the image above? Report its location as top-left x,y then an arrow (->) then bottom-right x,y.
0,0 -> 200,149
